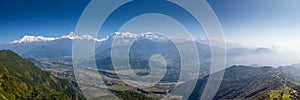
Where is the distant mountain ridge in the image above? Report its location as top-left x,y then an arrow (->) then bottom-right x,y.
10,32 -> 107,44
0,32 -> 171,56
11,35 -> 57,43
1,32 -> 274,64
10,32 -> 168,44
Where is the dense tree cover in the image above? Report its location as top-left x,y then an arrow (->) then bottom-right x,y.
115,92 -> 156,100
0,50 -> 85,100
93,91 -> 156,100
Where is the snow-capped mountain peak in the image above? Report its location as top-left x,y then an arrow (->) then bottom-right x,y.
10,32 -> 168,44
11,32 -> 109,44
112,32 -> 167,40
11,35 -> 57,44
61,32 -> 108,42
61,32 -> 76,39
113,32 -> 139,39
141,32 -> 167,40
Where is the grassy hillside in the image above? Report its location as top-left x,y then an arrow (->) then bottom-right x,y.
0,50 -> 85,100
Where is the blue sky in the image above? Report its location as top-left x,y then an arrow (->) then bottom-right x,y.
0,0 -> 91,43
0,0 -> 300,49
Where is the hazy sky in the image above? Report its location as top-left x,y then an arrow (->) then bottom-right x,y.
1,0 -> 300,51
209,0 -> 300,50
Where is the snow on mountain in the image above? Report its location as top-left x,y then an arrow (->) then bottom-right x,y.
11,32 -> 169,44
61,32 -> 108,42
11,35 -> 57,44
112,32 -> 168,40
141,32 -> 168,40
11,32 -> 108,44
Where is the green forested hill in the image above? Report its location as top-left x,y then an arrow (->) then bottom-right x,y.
0,50 -> 85,100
